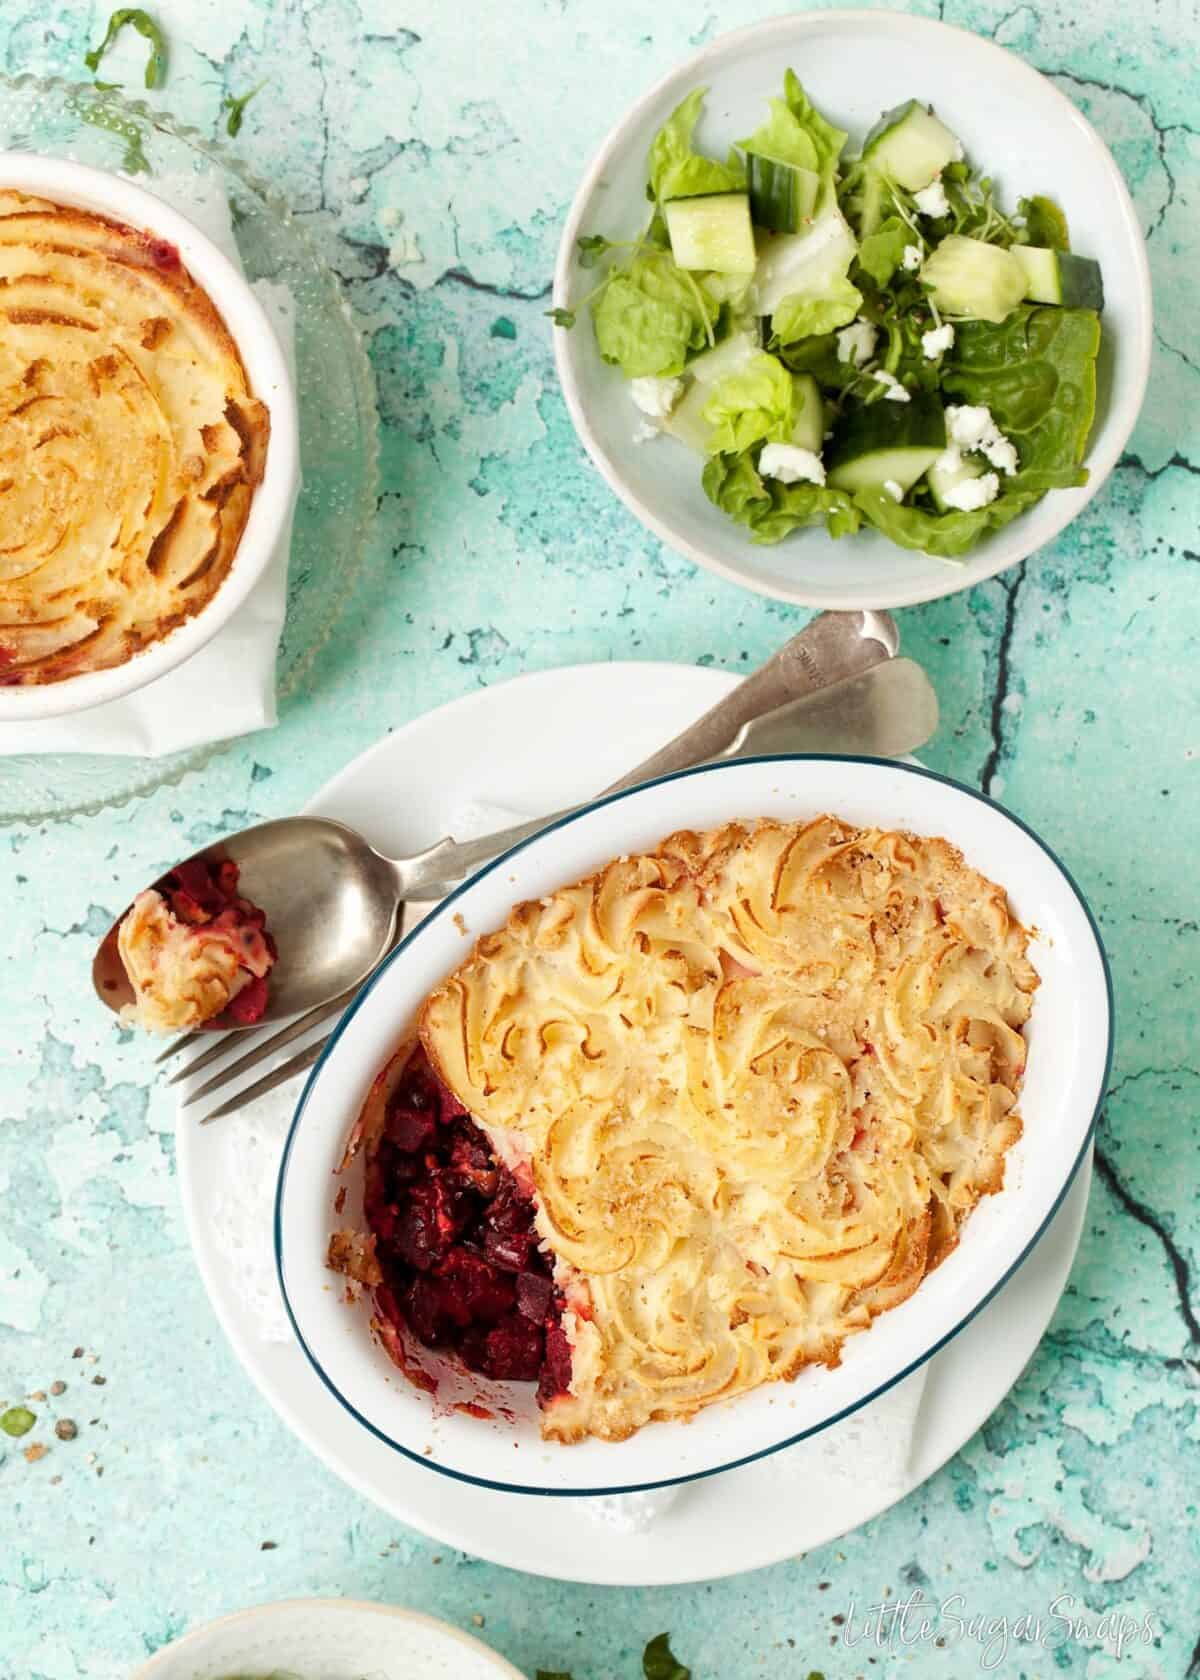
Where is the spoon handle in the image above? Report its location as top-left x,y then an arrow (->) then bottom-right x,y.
392,611 -> 898,900
602,609 -> 897,794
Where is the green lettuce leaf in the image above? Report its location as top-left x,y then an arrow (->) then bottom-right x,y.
648,88 -> 745,202
592,250 -> 717,377
781,70 -> 847,184
852,485 -> 1041,557
737,72 -> 846,213
856,216 -> 910,287
738,96 -> 820,173
941,304 -> 1100,489
703,450 -> 860,543
701,353 -> 796,454
771,276 -> 862,344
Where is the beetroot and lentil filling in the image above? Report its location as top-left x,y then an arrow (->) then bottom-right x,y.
364,1048 -> 573,1402
159,857 -> 276,1026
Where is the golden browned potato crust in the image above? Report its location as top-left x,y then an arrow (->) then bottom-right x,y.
0,195 -> 269,684
416,815 -> 1038,1443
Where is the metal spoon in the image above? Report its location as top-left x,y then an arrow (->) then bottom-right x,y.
93,610 -> 910,1030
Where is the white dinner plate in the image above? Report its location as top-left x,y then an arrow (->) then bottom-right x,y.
130,1597 -> 525,1680
178,661 -> 1092,1581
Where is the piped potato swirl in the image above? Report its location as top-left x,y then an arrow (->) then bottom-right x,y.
420,816 -> 1038,1443
0,190 -> 268,684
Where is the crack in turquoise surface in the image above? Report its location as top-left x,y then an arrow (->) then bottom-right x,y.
1,1 -> 1198,1676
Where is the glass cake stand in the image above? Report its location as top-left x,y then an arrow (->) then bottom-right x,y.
0,76 -> 380,824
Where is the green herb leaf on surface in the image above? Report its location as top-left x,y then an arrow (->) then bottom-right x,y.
84,8 -> 167,89
643,1632 -> 691,1680
546,306 -> 577,329
701,352 -> 796,454
771,276 -> 863,345
648,88 -> 745,203
1,1405 -> 36,1437
535,1671 -> 574,1680
221,81 -> 266,138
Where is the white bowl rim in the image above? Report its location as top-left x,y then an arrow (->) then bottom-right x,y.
275,753 -> 1113,1497
551,8 -> 1153,610
129,1596 -> 527,1680
0,150 -> 300,720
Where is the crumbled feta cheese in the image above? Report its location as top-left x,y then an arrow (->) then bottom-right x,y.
942,470 -> 1000,511
921,322 -> 956,360
945,403 -> 1019,474
913,179 -> 950,219
934,444 -> 963,475
945,404 -> 992,451
758,443 -> 826,486
632,419 -> 660,444
902,244 -> 922,272
630,376 -> 685,419
874,370 -> 911,403
883,479 -> 904,502
983,433 -> 1019,475
836,319 -> 878,367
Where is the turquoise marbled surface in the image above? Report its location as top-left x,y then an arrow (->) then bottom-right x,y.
1,1 -> 1198,1675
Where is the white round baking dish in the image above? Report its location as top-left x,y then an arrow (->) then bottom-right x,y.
276,754 -> 1112,1496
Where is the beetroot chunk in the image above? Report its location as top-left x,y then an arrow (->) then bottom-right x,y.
538,1319 -> 575,1405
226,974 -> 268,1024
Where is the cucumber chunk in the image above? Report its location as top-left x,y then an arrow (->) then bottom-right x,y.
666,193 -> 756,273
745,152 -> 820,232
790,374 -> 823,453
754,204 -> 858,314
926,450 -> 987,512
1013,246 -> 1104,310
857,167 -> 889,238
920,236 -> 1026,323
826,394 -> 946,493
861,101 -> 963,191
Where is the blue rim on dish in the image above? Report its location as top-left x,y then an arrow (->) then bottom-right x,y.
275,754 -> 1113,1498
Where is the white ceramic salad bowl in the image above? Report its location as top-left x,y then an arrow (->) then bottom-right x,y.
552,10 -> 1152,609
0,152 -> 299,721
276,755 -> 1112,1497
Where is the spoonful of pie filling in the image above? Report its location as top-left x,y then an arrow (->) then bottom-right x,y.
114,857 -> 276,1033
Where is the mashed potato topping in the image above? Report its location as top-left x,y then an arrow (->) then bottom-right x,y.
415,815 -> 1038,1442
0,190 -> 268,684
